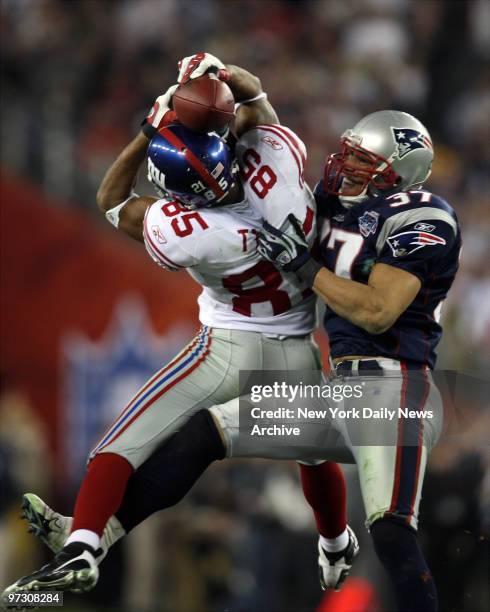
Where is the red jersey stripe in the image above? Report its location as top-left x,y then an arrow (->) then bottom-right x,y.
97,334 -> 213,451
407,369 -> 430,522
90,333 -> 204,455
388,361 -> 409,512
269,124 -> 306,171
261,124 -> 306,185
252,125 -> 304,187
303,206 -> 314,236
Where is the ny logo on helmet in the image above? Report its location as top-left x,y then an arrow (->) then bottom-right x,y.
392,127 -> 432,159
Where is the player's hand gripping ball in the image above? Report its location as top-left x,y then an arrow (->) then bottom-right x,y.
177,52 -> 228,84
172,73 -> 235,133
142,84 -> 179,139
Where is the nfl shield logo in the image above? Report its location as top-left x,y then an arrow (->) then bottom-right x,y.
61,297 -> 194,484
358,211 -> 380,237
392,127 -> 433,159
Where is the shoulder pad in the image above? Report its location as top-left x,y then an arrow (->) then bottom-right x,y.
372,191 -> 458,251
239,124 -> 306,188
143,200 -> 205,270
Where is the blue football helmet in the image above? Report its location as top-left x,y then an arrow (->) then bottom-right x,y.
147,124 -> 239,209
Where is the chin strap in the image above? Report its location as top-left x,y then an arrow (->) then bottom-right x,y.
338,192 -> 369,208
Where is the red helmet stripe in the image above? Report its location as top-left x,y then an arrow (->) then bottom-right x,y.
159,127 -> 226,199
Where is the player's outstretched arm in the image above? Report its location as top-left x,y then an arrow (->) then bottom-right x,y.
96,84 -> 179,242
258,215 -> 421,334
224,64 -> 279,135
312,264 -> 421,334
96,132 -> 155,243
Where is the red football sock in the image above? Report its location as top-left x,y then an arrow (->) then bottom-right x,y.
299,461 -> 347,538
71,453 -> 133,536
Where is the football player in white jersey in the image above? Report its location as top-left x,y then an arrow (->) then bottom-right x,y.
2,56 -> 354,603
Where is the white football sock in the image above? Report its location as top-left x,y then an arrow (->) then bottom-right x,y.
65,529 -> 100,551
320,528 -> 349,553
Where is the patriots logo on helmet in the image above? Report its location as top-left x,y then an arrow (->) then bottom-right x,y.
392,127 -> 433,159
387,230 -> 446,257
62,298 -> 191,484
358,211 -> 380,237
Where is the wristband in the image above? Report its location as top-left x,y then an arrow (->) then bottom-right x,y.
141,120 -> 157,139
235,92 -> 267,109
141,110 -> 178,139
295,257 -> 323,286
217,68 -> 231,82
105,193 -> 139,228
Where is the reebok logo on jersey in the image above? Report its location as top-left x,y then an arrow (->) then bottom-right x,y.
358,211 -> 380,237
261,135 -> 283,150
387,230 -> 446,257
152,225 -> 167,244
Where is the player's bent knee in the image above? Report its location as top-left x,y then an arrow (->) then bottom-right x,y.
367,509 -> 418,532
209,398 -> 239,456
86,449 -> 133,469
209,410 -> 228,450
370,517 -> 418,566
168,409 -> 226,462
370,515 -> 417,538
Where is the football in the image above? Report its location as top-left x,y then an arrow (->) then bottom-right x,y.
172,74 -> 235,133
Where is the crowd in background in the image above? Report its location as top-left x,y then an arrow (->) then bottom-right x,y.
1,1 -> 489,610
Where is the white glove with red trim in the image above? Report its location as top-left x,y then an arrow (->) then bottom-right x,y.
141,84 -> 178,139
177,52 -> 229,84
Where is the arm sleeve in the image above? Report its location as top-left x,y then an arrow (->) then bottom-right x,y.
376,219 -> 457,281
142,201 -> 198,271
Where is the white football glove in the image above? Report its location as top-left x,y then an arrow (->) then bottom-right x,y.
178,52 -> 226,84
142,84 -> 179,138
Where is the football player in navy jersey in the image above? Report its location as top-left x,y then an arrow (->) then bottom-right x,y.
258,109 -> 462,611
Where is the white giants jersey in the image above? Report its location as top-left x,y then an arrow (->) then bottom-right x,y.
143,124 -> 317,335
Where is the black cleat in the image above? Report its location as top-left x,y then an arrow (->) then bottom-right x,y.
2,543 -> 99,606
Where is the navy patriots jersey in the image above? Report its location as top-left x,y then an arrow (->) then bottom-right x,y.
314,181 -> 462,369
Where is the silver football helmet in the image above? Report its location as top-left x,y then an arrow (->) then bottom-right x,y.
324,110 -> 433,204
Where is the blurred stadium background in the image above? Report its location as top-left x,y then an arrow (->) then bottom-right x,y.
1,1 -> 489,611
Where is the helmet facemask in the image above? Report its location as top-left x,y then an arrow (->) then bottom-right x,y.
324,135 -> 399,203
